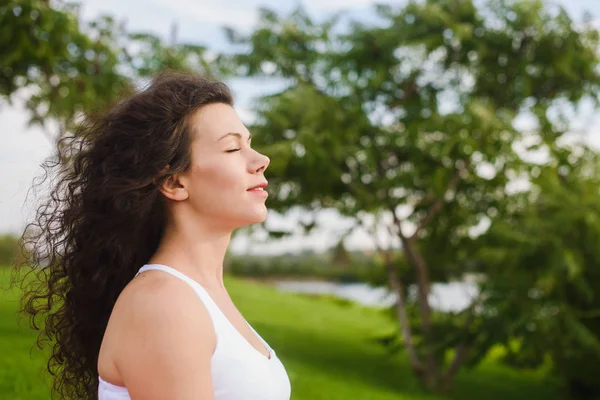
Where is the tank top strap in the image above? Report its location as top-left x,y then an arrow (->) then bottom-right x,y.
136,263 -> 223,324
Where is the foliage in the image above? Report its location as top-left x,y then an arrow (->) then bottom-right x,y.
1,0 -> 131,136
223,0 -> 600,392
473,149 -> 600,400
0,0 -> 228,139
0,234 -> 20,266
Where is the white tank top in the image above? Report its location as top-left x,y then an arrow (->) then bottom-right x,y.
98,263 -> 292,400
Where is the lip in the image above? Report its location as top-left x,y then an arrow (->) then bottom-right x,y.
247,182 -> 268,191
247,181 -> 268,198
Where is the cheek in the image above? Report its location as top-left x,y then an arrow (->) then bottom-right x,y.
192,161 -> 243,198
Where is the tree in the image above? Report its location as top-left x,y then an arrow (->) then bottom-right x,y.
224,0 -> 600,392
474,148 -> 600,400
1,0 -> 131,139
1,0 -> 227,141
1,0 -> 81,96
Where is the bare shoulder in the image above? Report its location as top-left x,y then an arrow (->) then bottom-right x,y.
114,270 -> 209,324
103,271 -> 216,399
118,271 -> 209,318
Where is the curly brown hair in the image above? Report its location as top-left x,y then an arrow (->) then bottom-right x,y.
14,71 -> 234,399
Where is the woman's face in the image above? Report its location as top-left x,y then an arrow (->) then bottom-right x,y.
176,103 -> 270,231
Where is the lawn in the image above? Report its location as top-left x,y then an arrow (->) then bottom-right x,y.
0,267 -> 563,399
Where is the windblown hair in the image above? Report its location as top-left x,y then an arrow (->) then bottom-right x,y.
15,71 -> 233,399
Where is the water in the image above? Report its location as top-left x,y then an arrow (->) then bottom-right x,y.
273,279 -> 479,312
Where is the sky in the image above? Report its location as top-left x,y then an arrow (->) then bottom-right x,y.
1,0 -> 600,255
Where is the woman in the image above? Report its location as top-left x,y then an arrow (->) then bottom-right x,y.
18,71 -> 291,399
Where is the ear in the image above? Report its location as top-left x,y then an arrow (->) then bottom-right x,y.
158,172 -> 189,201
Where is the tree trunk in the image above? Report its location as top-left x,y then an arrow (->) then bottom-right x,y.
382,249 -> 424,373
440,344 -> 470,393
398,234 -> 439,386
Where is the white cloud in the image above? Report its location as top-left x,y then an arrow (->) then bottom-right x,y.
148,0 -> 262,31
302,0 -> 382,11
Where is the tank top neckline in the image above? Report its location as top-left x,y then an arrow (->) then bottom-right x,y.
138,263 -> 275,362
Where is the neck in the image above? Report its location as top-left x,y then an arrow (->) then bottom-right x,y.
149,218 -> 232,290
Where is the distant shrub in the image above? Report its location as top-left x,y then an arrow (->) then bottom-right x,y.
0,234 -> 20,266
224,251 -> 387,283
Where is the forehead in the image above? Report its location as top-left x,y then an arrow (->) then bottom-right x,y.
188,103 -> 248,143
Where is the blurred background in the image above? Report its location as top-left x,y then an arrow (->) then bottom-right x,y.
1,0 -> 600,399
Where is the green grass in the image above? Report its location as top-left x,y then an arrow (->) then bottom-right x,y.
0,268 -> 52,399
0,267 -> 563,399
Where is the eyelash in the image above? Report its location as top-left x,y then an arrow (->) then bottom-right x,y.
226,148 -> 241,153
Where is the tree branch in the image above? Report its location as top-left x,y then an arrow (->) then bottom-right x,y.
389,208 -> 433,328
369,130 -> 438,378
364,213 -> 424,373
441,342 -> 470,391
441,291 -> 484,388
411,161 -> 466,239
388,206 -> 439,380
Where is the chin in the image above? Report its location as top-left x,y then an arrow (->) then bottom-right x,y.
234,209 -> 268,228
249,209 -> 269,225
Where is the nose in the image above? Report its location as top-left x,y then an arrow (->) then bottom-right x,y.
250,150 -> 270,174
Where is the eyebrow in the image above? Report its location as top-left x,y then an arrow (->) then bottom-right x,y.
217,132 -> 252,142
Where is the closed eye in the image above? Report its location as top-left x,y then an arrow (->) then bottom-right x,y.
226,148 -> 241,153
